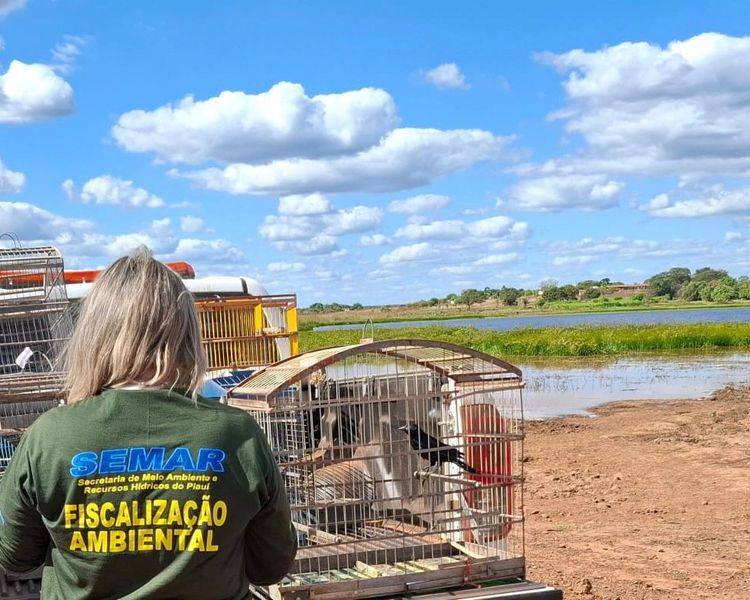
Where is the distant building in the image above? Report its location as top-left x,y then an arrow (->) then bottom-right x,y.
602,283 -> 650,298
516,294 -> 541,307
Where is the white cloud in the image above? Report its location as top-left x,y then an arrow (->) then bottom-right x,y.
175,127 -> 510,195
0,201 -> 92,240
113,82 -> 398,164
359,233 -> 390,247
423,63 -> 469,90
725,231 -> 743,242
150,217 -> 172,236
0,0 -> 26,18
325,205 -> 383,235
259,198 -> 382,258
279,235 -> 339,256
642,186 -> 750,218
430,265 -> 475,276
395,214 -> 526,241
396,219 -> 462,240
505,174 -> 624,212
472,253 -> 518,266
379,242 -> 434,264
51,35 -> 89,74
63,175 -> 166,208
546,236 -> 710,266
534,33 -> 750,181
0,201 -> 247,273
179,215 -> 209,233
267,261 -> 305,273
388,194 -> 450,214
0,60 -> 74,123
552,255 -> 596,267
0,157 -> 25,193
278,193 -> 332,215
260,204 -> 381,241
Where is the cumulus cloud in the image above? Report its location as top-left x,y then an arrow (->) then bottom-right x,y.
423,63 -> 469,90
0,201 -> 92,240
259,201 -> 382,244
113,82 -> 398,164
267,261 -> 305,273
179,215 -> 209,233
552,255 -> 596,267
395,215 -> 527,241
546,236 -> 711,268
359,233 -> 390,247
725,231 -> 743,242
116,80 -> 512,196
63,175 -> 166,208
0,201 -> 246,273
0,0 -> 26,18
276,235 -> 339,256
379,242 -> 434,264
325,205 -> 383,235
535,33 -> 750,180
642,186 -> 750,218
0,60 -> 74,123
388,194 -> 450,214
278,193 -> 332,215
176,127 -> 510,195
472,253 -> 518,266
504,173 -> 623,212
0,157 -> 25,193
168,238 -> 245,264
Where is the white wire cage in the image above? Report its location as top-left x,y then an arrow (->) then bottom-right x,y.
229,339 -> 526,599
0,243 -> 72,442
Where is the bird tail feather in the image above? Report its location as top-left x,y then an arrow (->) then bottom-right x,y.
456,459 -> 478,474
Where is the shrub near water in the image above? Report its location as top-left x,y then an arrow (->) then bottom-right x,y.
300,323 -> 750,357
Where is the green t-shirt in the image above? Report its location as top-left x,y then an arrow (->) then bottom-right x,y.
0,389 -> 297,599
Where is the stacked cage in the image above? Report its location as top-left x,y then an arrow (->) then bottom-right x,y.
196,295 -> 299,373
229,339 -> 525,599
0,244 -> 72,444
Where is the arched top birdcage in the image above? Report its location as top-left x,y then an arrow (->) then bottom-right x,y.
229,339 -> 525,599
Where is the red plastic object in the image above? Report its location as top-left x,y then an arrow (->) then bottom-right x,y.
460,403 -> 514,540
0,261 -> 196,288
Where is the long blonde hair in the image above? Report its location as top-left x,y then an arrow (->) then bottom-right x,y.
64,246 -> 207,403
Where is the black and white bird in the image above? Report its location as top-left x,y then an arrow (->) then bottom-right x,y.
398,422 -> 477,474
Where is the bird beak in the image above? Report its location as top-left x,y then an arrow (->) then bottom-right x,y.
397,425 -> 408,432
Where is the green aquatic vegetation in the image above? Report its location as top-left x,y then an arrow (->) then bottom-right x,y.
299,322 -> 750,357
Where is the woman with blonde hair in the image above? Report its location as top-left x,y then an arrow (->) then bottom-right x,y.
0,247 -> 296,599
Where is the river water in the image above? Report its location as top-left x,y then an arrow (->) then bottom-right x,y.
314,306 -> 750,332
313,307 -> 750,419
519,351 -> 750,419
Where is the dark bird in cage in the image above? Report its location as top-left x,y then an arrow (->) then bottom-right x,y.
398,422 -> 477,474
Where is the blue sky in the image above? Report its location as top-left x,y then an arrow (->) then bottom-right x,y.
2,1 -> 750,305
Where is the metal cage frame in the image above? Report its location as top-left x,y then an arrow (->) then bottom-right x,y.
229,339 -> 526,600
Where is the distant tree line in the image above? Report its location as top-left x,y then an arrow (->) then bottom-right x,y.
307,302 -> 365,312
416,267 -> 750,309
646,267 -> 750,302
303,267 -> 750,311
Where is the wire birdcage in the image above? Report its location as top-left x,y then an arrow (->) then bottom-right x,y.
0,244 -> 72,452
229,339 -> 525,599
196,295 -> 299,373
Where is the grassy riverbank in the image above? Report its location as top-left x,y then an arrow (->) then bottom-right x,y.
299,322 -> 750,357
299,299 -> 750,330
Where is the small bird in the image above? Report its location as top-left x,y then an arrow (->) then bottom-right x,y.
398,422 -> 477,474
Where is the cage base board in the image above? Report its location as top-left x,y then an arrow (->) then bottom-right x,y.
273,556 -> 524,600
293,539 -> 456,574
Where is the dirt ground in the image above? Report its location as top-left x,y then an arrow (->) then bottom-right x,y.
523,385 -> 750,599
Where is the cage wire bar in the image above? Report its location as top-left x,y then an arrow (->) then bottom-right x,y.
0,245 -> 72,439
196,295 -> 299,373
229,339 -> 526,600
